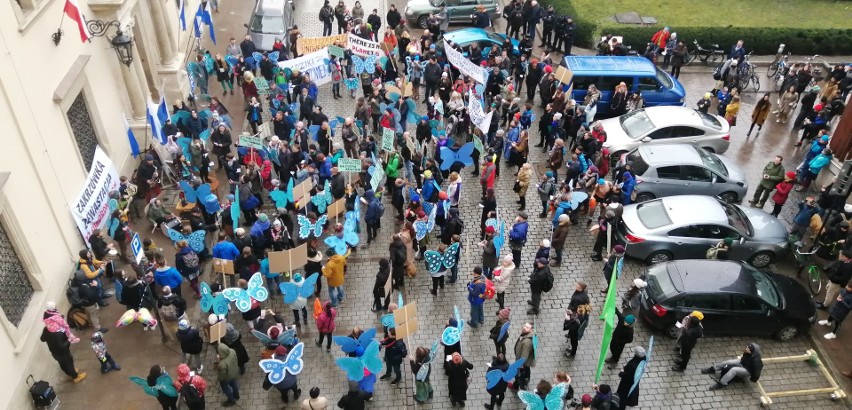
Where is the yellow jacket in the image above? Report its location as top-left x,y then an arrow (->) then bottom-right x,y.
79,258 -> 103,279
322,254 -> 347,287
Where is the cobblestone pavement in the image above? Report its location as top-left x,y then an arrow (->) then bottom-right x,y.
50,1 -> 850,409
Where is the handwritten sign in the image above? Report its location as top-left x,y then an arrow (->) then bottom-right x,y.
297,34 -> 348,55
348,33 -> 383,57
444,40 -> 487,84
468,90 -> 494,134
239,134 -> 263,149
370,166 -> 385,191
337,158 -> 362,172
381,127 -> 395,152
254,76 -> 270,94
328,45 -> 345,58
278,48 -> 332,86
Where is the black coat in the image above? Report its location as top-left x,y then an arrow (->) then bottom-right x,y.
121,280 -> 147,310
616,355 -> 643,407
373,266 -> 390,298
445,359 -> 473,401
528,265 -> 550,292
40,327 -> 71,356
611,313 -> 634,346
176,327 -> 204,354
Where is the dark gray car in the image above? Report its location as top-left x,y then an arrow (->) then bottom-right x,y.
620,144 -> 748,203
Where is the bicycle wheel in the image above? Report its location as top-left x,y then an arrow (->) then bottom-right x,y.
808,266 -> 823,295
684,51 -> 696,66
766,62 -> 779,78
751,74 -> 760,91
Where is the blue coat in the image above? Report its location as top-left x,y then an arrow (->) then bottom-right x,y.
467,280 -> 486,305
154,266 -> 183,289
364,190 -> 382,223
793,202 -> 819,227
808,154 -> 831,175
509,221 -> 528,243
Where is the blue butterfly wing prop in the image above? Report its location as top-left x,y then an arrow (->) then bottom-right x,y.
279,282 -> 300,305
314,215 -> 328,237
283,342 -> 305,374
297,214 -> 314,239
252,52 -> 264,67
631,336 -> 654,395
423,250 -> 443,273
222,287 -> 251,312
259,359 -> 288,384
357,328 -> 377,349
203,54 -> 214,73
532,333 -> 539,357
485,357 -> 526,389
166,228 -> 187,245
129,374 -> 177,398
329,119 -> 338,137
278,328 -> 298,346
179,180 -> 198,203
202,194 -> 220,214
439,143 -> 475,171
493,222 -> 505,258
444,242 -> 460,269
441,326 -> 460,346
363,56 -> 377,74
386,91 -> 401,103
485,218 -> 499,231
422,201 -> 435,217
361,340 -> 383,375
268,51 -> 280,63
200,282 -> 229,315
336,357 -> 366,381
230,197 -> 240,232
342,223 -> 360,247
344,78 -> 359,90
405,99 -> 419,124
333,336 -> 359,354
270,189 -> 293,210
177,137 -> 194,163
247,272 -> 269,302
569,191 -> 589,210
517,390 -> 546,410
299,273 -> 320,298
187,230 -> 207,253
251,329 -> 274,346
335,116 -> 346,125
380,314 -> 395,329
308,125 -> 320,142
498,320 -> 510,342
454,305 -> 464,336
312,195 -> 329,214
545,383 -> 569,410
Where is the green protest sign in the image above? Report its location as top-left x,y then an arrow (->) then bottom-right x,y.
254,77 -> 270,94
337,158 -> 362,172
381,127 -> 395,152
370,166 -> 385,191
328,45 -> 345,58
239,134 -> 264,149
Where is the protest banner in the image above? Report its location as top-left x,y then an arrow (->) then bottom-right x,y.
381,127 -> 395,152
348,33 -> 383,56
444,40 -> 488,84
278,48 -> 332,86
468,90 -> 494,134
337,158 -> 362,172
71,146 -> 120,245
238,134 -> 264,149
297,33 -> 348,55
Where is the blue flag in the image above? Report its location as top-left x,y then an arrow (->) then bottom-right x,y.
178,0 -> 186,31
124,116 -> 140,157
194,2 -> 216,44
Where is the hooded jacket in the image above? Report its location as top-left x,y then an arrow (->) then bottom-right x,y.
493,261 -> 515,293
316,302 -> 337,333
364,190 -> 382,223
740,343 -> 763,382
322,254 -> 347,287
216,343 -> 239,382
154,265 -> 183,290
552,219 -> 571,249
176,327 -> 204,354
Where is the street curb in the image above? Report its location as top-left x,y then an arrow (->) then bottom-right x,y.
806,325 -> 852,405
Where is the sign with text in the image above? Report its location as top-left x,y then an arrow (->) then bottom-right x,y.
327,45 -> 345,58
238,134 -> 264,149
337,158 -> 362,172
347,33 -> 383,57
278,48 -> 332,86
381,127 -> 395,152
71,146 -> 120,246
444,40 -> 488,84
254,77 -> 270,94
370,166 -> 385,192
468,90 -> 494,134
297,34 -> 348,55
212,258 -> 235,275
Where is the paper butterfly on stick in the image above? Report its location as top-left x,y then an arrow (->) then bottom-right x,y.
519,382 -> 569,410
167,228 -> 207,253
413,204 -> 437,241
344,77 -> 359,90
439,142 -> 476,171
485,357 -> 526,389
441,306 -> 465,346
279,273 -> 320,305
333,328 -> 377,356
352,55 -> 378,74
270,178 -> 295,210
311,180 -> 333,214
252,327 -> 298,347
415,339 -> 440,382
129,373 -> 177,398
631,336 -> 654,396
335,340 -> 383,381
116,308 -> 158,328
325,217 -> 360,255
200,282 -> 230,315
424,242 -> 460,273
497,320 -> 511,342
297,214 -> 328,239
179,180 -> 212,204
345,194 -> 361,224
222,272 -> 270,312
380,313 -> 395,329
259,342 -> 305,384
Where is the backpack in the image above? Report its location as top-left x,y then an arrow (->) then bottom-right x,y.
376,202 -> 385,218
160,303 -> 179,322
67,306 -> 90,330
712,65 -> 723,81
182,251 -> 200,269
542,269 -> 555,292
181,377 -> 204,406
27,375 -> 56,407
66,277 -> 84,307
483,279 -> 496,300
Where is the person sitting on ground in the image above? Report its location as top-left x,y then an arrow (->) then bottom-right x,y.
703,342 -> 763,390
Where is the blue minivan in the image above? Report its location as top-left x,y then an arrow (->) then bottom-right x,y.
561,56 -> 686,115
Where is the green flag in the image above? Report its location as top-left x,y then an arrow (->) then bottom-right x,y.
595,256 -> 622,383
472,134 -> 484,154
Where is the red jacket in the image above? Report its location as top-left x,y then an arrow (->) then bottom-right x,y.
480,162 -> 496,188
651,30 -> 669,49
315,305 -> 337,333
772,180 -> 795,205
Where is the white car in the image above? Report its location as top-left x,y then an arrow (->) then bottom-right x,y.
600,107 -> 731,163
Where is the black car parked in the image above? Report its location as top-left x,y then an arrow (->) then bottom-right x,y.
638,260 -> 816,341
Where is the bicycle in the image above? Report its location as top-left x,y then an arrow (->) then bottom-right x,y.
793,242 -> 824,295
766,44 -> 790,78
737,53 -> 760,92
685,39 -> 725,66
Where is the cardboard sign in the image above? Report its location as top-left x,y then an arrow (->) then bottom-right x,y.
381,128 -> 395,152
297,34 -> 348,55
393,302 -> 418,339
347,33 -> 383,57
212,258 -> 235,275
293,179 -> 313,202
239,134 -> 264,149
370,166 -> 385,192
327,198 -> 346,217
209,321 -> 226,342
254,77 -> 270,94
268,243 -> 309,273
337,158 -> 362,173
328,45 -> 345,58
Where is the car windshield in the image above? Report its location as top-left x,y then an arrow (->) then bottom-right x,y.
696,111 -> 723,130
744,265 -> 781,308
625,150 -> 650,176
655,67 -> 673,89
636,200 -> 672,229
696,148 -> 728,176
430,0 -> 445,6
721,202 -> 752,236
485,31 -> 507,44
250,15 -> 287,34
646,264 -> 677,298
620,110 -> 656,139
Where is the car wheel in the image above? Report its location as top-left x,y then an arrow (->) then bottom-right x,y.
635,192 -> 655,203
774,325 -> 798,341
417,15 -> 429,29
665,323 -> 680,339
748,251 -> 774,268
718,191 -> 738,203
646,251 -> 672,265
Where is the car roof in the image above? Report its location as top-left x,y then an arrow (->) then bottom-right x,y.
637,144 -> 701,166
256,0 -> 287,13
562,56 -> 657,76
642,107 -> 706,128
443,28 -> 518,47
665,260 -> 756,295
656,195 -> 727,225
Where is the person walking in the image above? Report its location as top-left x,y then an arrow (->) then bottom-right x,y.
672,315 -> 702,372
490,308 -> 511,356
467,268 -> 487,328
314,301 -> 337,352
380,328 -> 407,384
527,258 -> 552,315
513,323 -> 536,391
818,250 -> 852,310
176,319 -> 204,374
509,212 -> 529,267
216,342 -> 241,407
616,347 -> 645,410
300,387 -> 328,409
770,171 -> 797,217
41,302 -> 86,383
605,311 -> 635,364
818,282 -> 852,339
322,248 -> 347,307
484,353 -> 510,409
704,343 -> 763,390
747,93 -> 772,136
